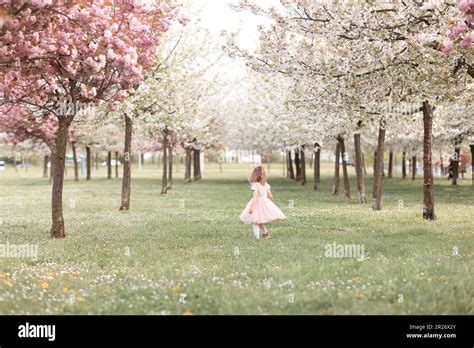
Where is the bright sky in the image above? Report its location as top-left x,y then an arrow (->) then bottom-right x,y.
184,0 -> 274,76
188,0 -> 269,48
179,0 -> 277,102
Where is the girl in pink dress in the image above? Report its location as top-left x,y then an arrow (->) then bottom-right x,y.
240,165 -> 286,239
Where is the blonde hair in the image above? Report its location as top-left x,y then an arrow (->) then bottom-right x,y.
249,165 -> 266,185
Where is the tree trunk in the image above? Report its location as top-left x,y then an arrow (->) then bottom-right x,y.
287,150 -> 295,180
141,153 -> 145,166
393,152 -> 397,174
161,133 -> 168,194
338,136 -> 350,198
314,143 -> 321,191
72,141 -> 79,182
354,133 -> 367,203
184,147 -> 192,183
362,153 -> 367,176
95,152 -> 99,171
120,115 -> 132,211
452,144 -> 461,185
193,149 -> 201,181
439,150 -> 444,176
372,126 -> 386,211
294,149 -> 301,182
388,150 -> 394,178
43,155 -> 49,178
283,151 -> 286,177
470,144 -> 474,187
115,151 -> 119,178
51,118 -> 71,238
422,101 -> 436,220
86,146 -> 91,180
402,151 -> 407,179
267,151 -> 271,173
412,155 -> 417,180
373,151 -> 377,177
197,150 -> 202,179
107,151 -> 112,179
300,146 -> 306,185
332,142 -> 340,195
167,144 -> 173,190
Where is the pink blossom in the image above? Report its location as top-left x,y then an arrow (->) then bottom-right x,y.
80,85 -> 97,99
0,106 -> 69,150
460,33 -> 473,48
88,42 -> 98,51
104,29 -> 112,39
466,13 -> 474,24
449,21 -> 468,40
458,0 -> 474,13
442,40 -> 454,54
106,48 -> 116,60
0,0 -> 181,119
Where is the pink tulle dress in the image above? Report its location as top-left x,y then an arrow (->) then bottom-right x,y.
240,182 -> 287,225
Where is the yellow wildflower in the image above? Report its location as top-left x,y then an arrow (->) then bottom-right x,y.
3,279 -> 13,286
172,283 -> 181,294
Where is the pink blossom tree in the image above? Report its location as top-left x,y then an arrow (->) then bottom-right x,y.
0,0 -> 176,238
0,106 -> 81,179
443,0 -> 474,53
0,106 -> 57,151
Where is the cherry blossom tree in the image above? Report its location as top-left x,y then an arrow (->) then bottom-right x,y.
228,0 -> 472,220
115,13 -> 226,195
0,0 -> 177,237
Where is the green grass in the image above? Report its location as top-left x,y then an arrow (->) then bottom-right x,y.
0,162 -> 473,314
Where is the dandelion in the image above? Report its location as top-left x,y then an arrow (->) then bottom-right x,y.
3,279 -> 14,286
172,283 -> 181,294
41,282 -> 49,289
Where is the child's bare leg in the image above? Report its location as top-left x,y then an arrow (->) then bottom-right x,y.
252,224 -> 260,239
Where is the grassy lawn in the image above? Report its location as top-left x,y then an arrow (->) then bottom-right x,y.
0,161 -> 473,314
